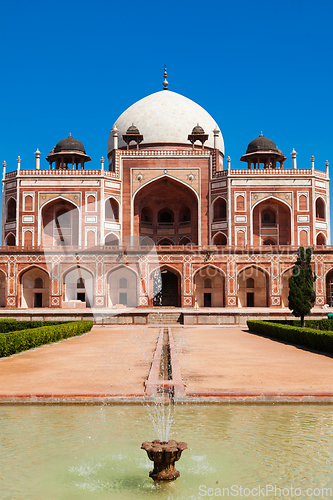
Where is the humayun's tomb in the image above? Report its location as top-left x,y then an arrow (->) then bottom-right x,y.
1,72 -> 333,320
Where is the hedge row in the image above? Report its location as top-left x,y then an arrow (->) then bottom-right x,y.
0,319 -> 70,333
247,320 -> 333,354
269,319 -> 333,331
0,321 -> 94,357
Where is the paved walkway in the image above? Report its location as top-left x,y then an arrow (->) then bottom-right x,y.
173,326 -> 333,399
0,325 -> 333,402
0,326 -> 158,399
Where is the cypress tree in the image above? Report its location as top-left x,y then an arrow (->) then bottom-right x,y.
288,247 -> 316,327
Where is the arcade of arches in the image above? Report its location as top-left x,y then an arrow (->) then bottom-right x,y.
0,260 -> 331,308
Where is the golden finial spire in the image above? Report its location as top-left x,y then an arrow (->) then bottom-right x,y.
163,66 -> 168,90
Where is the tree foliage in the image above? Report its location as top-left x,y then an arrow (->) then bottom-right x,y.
288,247 -> 316,327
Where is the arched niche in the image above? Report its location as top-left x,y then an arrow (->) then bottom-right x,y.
5,233 -> 15,246
151,266 -> 181,307
158,238 -> 174,246
63,267 -> 94,307
6,198 -> 16,222
140,236 -> 154,247
0,270 -> 6,307
105,197 -> 119,220
238,266 -> 268,307
133,177 -> 198,245
104,233 -> 120,246
213,197 -> 226,221
252,198 -> 291,245
194,266 -> 225,307
316,197 -> 325,220
179,236 -> 191,246
41,198 -> 79,248
20,267 -> 49,308
108,266 -> 138,307
316,233 -> 326,245
213,232 -> 227,246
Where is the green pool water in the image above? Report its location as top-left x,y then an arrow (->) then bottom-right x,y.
0,404 -> 332,500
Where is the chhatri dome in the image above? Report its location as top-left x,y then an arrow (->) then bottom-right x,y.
107,70 -> 224,154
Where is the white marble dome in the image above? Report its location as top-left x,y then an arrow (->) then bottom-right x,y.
107,90 -> 224,154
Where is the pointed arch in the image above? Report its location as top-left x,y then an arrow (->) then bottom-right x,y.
149,264 -> 181,307
105,196 -> 120,221
251,196 -> 292,245
104,232 -> 120,246
63,266 -> 94,307
0,269 -> 6,307
212,196 -> 227,221
316,232 -> 326,245
107,265 -> 138,307
213,232 -> 227,245
5,233 -> 16,246
281,266 -> 294,307
194,265 -> 225,307
40,196 -> 80,247
19,265 -> 50,308
238,265 -> 269,307
315,196 -> 326,220
6,197 -> 16,222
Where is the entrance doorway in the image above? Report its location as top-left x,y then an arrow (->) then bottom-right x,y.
204,293 -> 212,307
153,269 -> 179,306
247,292 -> 254,307
34,293 -> 43,308
77,292 -> 85,302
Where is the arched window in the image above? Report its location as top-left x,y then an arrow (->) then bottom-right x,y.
7,198 -> 16,222
213,233 -> 227,246
263,238 -> 276,245
24,195 -> 33,211
316,198 -> 325,219
158,238 -> 173,246
34,277 -> 43,288
179,237 -> 191,246
236,195 -> 245,211
119,278 -> 127,288
261,209 -> 276,225
86,195 -> 95,212
246,278 -> 255,288
213,198 -> 226,221
77,278 -> 85,288
299,195 -> 307,211
105,234 -> 119,246
158,210 -> 174,224
316,233 -> 326,245
204,278 -> 212,288
5,234 -> 15,246
105,198 -> 119,220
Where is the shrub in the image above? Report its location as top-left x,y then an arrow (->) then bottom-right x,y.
247,320 -> 333,354
0,321 -> 94,357
0,320 -> 70,333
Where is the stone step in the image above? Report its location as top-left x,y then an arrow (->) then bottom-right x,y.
147,313 -> 183,325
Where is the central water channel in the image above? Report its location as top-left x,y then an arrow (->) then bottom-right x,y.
1,404 -> 332,500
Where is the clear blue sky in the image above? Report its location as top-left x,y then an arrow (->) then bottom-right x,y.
1,0 -> 333,227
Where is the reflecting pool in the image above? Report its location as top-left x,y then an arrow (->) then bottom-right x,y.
0,404 -> 333,499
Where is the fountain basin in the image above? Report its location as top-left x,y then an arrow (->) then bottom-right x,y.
141,439 -> 187,480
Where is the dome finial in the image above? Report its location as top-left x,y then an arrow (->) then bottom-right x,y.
163,66 -> 168,90
260,131 -> 263,137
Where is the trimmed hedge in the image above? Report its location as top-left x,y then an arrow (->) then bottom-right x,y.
269,319 -> 333,331
247,320 -> 333,354
0,319 -> 70,334
0,320 -> 94,357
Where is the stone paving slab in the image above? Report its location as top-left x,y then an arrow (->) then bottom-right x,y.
0,326 -> 158,399
173,326 -> 333,397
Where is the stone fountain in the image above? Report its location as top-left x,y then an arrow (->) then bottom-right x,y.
141,439 -> 188,481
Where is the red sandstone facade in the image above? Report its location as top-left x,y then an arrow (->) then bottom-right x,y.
1,86 -> 332,310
